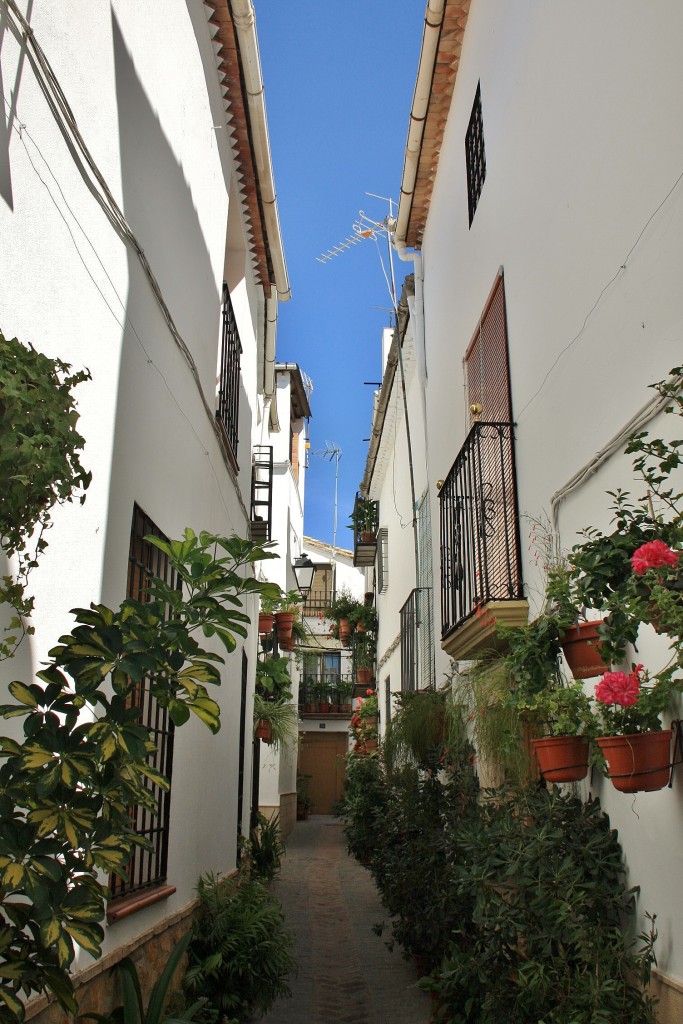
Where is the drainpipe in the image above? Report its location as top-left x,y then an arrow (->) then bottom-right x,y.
394,0 -> 446,244
230,0 -> 290,405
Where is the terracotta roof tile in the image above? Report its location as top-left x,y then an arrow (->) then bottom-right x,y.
405,0 -> 471,249
203,0 -> 274,293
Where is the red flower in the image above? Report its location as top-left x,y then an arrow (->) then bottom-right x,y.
595,665 -> 643,707
366,689 -> 374,696
631,540 -> 678,575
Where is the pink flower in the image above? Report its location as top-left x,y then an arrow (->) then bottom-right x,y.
631,540 -> 678,575
595,665 -> 643,707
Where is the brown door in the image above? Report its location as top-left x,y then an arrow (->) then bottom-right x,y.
298,732 -> 347,814
464,271 -> 512,425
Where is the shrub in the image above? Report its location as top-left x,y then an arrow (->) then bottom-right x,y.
184,873 -> 296,1022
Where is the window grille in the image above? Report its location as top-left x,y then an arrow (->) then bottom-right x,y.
377,528 -> 389,594
217,283 -> 242,460
465,82 -> 486,227
110,505 -> 177,901
417,492 -> 436,689
400,588 -> 432,692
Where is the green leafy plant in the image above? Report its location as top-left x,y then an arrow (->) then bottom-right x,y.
348,603 -> 378,634
252,694 -> 299,749
508,679 -> 595,738
78,932 -> 205,1024
0,333 -> 91,659
184,873 -> 296,1021
383,687 -> 468,773
347,495 -> 379,537
255,656 -> 292,701
354,634 -> 376,671
593,664 -> 681,735
248,813 -> 285,882
0,530 -> 277,1018
423,786 -> 657,1024
324,587 -> 361,623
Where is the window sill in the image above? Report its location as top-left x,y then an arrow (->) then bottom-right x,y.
106,884 -> 176,925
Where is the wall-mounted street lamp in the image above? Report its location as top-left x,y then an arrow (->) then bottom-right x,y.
292,554 -> 316,600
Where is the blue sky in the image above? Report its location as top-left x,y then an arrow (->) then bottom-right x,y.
255,2 -> 425,546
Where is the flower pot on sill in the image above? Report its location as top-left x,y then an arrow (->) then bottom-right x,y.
560,620 -> 607,679
357,667 -> 373,685
531,735 -> 590,783
596,730 -> 672,793
360,531 -> 376,544
274,611 -> 294,641
258,612 -> 274,635
255,720 -> 273,744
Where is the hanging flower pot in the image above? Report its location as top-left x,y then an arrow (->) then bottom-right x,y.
596,730 -> 672,793
255,720 -> 273,744
278,635 -> 294,652
258,612 -> 275,635
531,735 -> 590,783
274,611 -> 293,641
560,620 -> 607,679
338,617 -> 352,644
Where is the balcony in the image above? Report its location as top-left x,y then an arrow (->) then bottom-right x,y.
250,445 -> 273,542
351,493 -> 379,567
439,422 -> 528,660
400,588 -> 435,692
299,673 -> 355,718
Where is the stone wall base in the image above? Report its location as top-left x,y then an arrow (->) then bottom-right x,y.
651,967 -> 683,1023
25,901 -> 199,1023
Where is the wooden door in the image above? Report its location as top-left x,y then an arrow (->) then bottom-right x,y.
298,733 -> 347,814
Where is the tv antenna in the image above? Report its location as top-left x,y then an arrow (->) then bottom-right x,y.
309,441 -> 342,554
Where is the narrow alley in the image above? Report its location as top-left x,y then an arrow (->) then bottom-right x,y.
262,816 -> 431,1024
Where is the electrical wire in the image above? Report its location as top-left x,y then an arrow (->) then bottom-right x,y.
517,164 -> 683,422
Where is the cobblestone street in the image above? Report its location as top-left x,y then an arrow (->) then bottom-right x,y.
261,815 -> 431,1024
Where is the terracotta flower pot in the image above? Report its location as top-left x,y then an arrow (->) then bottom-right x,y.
531,735 -> 589,783
258,612 -> 274,635
255,720 -> 273,743
360,531 -> 375,543
356,667 -> 373,685
338,617 -> 352,644
596,730 -> 672,793
274,611 -> 293,641
560,620 -> 607,679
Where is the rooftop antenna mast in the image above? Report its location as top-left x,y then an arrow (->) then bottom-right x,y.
310,441 -> 342,597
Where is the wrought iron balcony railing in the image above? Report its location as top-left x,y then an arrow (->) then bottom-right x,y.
439,422 -> 523,641
352,493 -> 379,567
400,587 -> 434,692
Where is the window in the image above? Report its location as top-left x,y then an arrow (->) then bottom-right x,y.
303,564 -> 333,617
109,506 -> 177,907
377,528 -> 389,594
465,82 -> 486,226
217,283 -> 242,461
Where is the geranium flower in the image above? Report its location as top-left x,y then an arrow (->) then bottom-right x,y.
631,540 -> 678,575
595,665 -> 643,707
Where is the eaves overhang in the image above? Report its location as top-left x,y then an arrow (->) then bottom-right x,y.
204,0 -> 290,301
395,0 -> 471,250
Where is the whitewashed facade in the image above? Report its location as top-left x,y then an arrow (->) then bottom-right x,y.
365,0 -> 683,1014
0,0 -> 290,1011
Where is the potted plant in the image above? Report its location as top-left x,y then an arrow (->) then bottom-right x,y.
274,589 -> 302,644
349,603 -> 378,636
313,679 -> 329,713
543,564 -> 608,680
337,679 -> 354,714
357,691 -> 379,751
255,656 -> 292,702
301,675 -> 316,714
348,495 -> 379,543
509,682 -> 595,783
296,773 -> 313,820
325,587 -> 361,645
592,664 -> 680,792
253,693 -> 299,749
355,635 -> 375,684
258,589 -> 281,636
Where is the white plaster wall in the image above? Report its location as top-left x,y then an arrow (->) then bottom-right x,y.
412,0 -> 683,982
0,0 -> 267,968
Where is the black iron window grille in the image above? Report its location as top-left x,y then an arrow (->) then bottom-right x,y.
465,82 -> 486,227
439,422 -> 523,641
377,527 -> 389,594
217,283 -> 242,460
400,588 -> 433,693
109,505 -> 178,902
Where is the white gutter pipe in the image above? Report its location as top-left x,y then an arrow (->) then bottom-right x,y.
231,0 -> 290,402
395,0 -> 446,245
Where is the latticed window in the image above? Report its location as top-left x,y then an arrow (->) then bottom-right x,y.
109,505 -> 177,904
217,283 -> 242,460
377,528 -> 389,594
465,82 -> 486,226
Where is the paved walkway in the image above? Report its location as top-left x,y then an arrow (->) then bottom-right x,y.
262,815 -> 432,1024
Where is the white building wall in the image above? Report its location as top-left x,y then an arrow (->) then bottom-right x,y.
411,0 -> 683,987
0,0 -> 266,969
